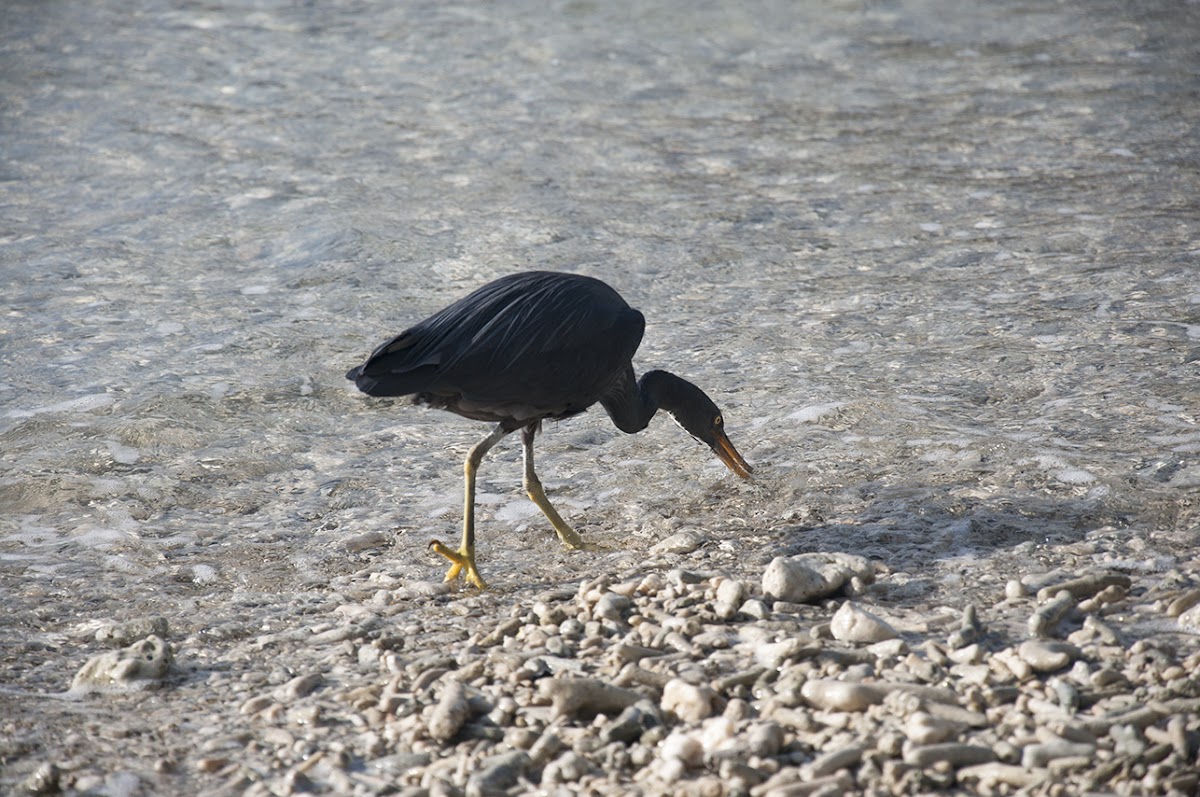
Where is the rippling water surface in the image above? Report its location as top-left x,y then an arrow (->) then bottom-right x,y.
2,0 -> 1197,699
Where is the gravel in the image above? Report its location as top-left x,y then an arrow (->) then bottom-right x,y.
10,538 -> 1196,796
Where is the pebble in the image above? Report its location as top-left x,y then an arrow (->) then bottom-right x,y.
1167,587 -> 1200,617
1035,572 -> 1131,602
757,771 -> 853,797
958,762 -> 1047,789
715,578 -> 746,620
800,679 -> 887,712
273,672 -> 324,701
755,639 -> 819,669
662,678 -> 714,722
1078,703 -> 1168,734
763,557 -> 831,604
539,677 -> 640,719
602,703 -> 659,744
741,599 -> 771,620
746,721 -> 785,757
1017,640 -> 1080,672
903,712 -> 962,744
341,529 -> 391,552
903,742 -> 996,768
829,601 -> 899,643
70,635 -> 173,694
805,743 -> 865,778
762,552 -> 874,605
592,591 -> 631,623
528,730 -> 565,766
661,730 -> 706,768
993,648 -> 1034,682
1021,736 -> 1095,768
650,530 -> 703,555
947,643 -> 981,664
542,750 -> 591,784
466,751 -> 530,796
1029,591 -> 1077,638
1083,614 -> 1120,644
868,638 -> 908,658
1177,602 -> 1200,632
428,680 -> 470,742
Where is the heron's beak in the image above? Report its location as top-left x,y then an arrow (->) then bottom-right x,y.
712,429 -> 753,479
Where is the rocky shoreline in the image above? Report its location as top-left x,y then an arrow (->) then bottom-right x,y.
14,526 -> 1200,796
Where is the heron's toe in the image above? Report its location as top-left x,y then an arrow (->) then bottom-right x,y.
571,538 -> 609,553
429,539 -> 488,589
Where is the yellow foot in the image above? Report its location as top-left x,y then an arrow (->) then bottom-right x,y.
428,539 -> 487,589
574,538 -> 609,553
556,527 -> 585,550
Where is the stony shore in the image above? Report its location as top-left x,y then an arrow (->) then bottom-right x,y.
4,0 -> 1199,794
11,524 -> 1200,796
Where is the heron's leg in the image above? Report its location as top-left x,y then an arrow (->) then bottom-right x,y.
521,424 -> 584,549
429,423 -> 510,589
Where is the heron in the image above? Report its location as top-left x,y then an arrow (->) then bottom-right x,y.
346,270 -> 752,588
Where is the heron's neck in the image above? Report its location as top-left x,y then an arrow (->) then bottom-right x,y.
602,368 -> 692,434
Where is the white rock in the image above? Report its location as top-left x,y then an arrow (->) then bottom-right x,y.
740,599 -> 771,620
1017,640 -> 1080,673
661,730 -> 705,768
428,680 -> 470,743
699,716 -> 738,755
540,677 -> 639,719
755,638 -> 815,669
1021,737 -> 1096,768
636,572 -> 666,595
273,673 -> 324,701
745,722 -> 785,757
800,679 -> 887,712
904,711 -> 963,744
70,635 -> 173,694
661,678 -> 714,723
830,602 -> 899,643
868,638 -> 908,658
762,553 -> 876,604
650,530 -> 702,555
992,649 -> 1034,682
903,743 -> 996,768
763,558 -> 831,603
958,762 -> 1047,789
714,578 -> 746,620
1177,602 -> 1200,632
593,591 -> 631,623
796,552 -> 875,584
806,743 -> 866,778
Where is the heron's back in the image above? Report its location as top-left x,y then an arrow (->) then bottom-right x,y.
348,271 -> 645,424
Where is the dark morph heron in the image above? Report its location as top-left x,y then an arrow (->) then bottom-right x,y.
346,270 -> 752,588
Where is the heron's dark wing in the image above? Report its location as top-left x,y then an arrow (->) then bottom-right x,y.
433,273 -> 645,414
349,272 -> 645,416
347,273 -> 546,394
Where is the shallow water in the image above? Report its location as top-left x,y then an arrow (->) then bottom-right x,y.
2,0 -> 1198,698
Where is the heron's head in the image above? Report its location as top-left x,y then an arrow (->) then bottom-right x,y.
666,381 -> 753,480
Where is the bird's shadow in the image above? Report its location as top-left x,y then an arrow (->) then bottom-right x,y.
777,491 -> 1119,562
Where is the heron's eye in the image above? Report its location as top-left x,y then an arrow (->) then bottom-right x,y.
713,415 -> 723,428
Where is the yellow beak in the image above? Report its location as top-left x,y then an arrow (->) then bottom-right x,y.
713,429 -> 753,479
